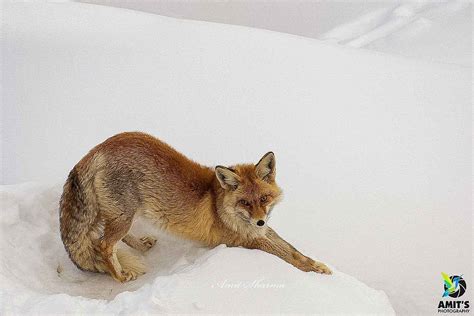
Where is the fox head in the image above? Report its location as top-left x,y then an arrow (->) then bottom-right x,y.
215,152 -> 282,235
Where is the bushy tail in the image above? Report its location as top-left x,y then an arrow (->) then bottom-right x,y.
59,167 -> 103,272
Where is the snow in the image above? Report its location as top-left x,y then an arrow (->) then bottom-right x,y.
319,0 -> 471,66
1,1 -> 471,314
79,0 -> 471,66
0,183 -> 394,314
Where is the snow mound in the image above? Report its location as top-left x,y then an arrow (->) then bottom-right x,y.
0,183 -> 394,314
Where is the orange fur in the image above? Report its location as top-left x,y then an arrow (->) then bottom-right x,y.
59,132 -> 331,282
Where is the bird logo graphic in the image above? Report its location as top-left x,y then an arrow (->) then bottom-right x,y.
442,272 -> 467,298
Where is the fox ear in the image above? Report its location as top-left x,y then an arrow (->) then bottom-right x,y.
255,152 -> 276,182
215,166 -> 240,190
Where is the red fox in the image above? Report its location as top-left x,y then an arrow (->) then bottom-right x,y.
59,132 -> 331,282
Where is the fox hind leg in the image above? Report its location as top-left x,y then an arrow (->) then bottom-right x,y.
122,233 -> 157,252
100,215 -> 145,282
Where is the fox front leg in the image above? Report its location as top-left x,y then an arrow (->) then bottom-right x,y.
249,228 -> 332,275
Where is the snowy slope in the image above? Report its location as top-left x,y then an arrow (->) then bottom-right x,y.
0,183 -> 394,314
319,0 -> 471,66
79,0 -> 471,66
1,2 -> 471,314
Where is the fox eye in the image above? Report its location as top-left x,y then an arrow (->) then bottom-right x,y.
239,199 -> 250,206
260,195 -> 268,203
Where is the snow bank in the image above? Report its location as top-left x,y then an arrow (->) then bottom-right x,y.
0,183 -> 394,314
320,0 -> 471,66
82,0 -> 471,66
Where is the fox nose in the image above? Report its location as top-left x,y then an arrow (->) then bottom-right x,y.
256,220 -> 265,226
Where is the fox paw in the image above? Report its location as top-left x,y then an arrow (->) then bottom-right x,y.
119,269 -> 143,283
310,261 -> 332,275
296,256 -> 332,275
111,269 -> 143,283
139,236 -> 157,250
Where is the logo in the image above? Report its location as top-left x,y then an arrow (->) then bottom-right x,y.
438,272 -> 469,314
442,272 -> 467,298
